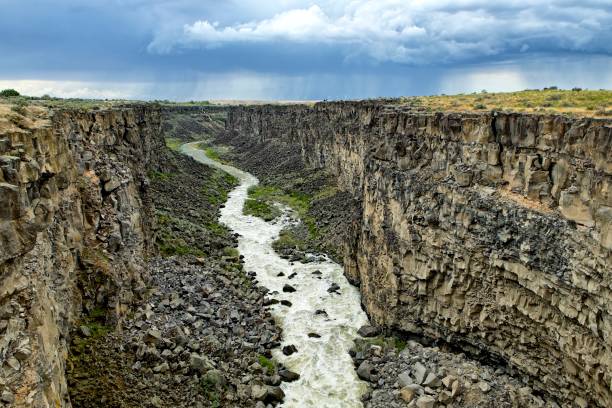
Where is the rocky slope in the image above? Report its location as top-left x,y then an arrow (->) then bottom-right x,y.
66,147 -> 288,408
0,103 -> 291,408
220,101 -> 612,407
1,105 -> 162,407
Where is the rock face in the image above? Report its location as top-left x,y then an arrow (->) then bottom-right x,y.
0,106 -> 162,407
223,101 -> 612,407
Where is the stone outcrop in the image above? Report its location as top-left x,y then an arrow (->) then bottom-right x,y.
0,106 -> 162,407
224,102 -> 612,407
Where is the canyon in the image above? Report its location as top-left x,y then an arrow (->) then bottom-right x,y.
0,100 -> 610,407
218,102 -> 612,407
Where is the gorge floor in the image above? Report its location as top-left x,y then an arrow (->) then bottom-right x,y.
181,142 -> 371,407
183,140 -> 556,408
66,149 -> 287,407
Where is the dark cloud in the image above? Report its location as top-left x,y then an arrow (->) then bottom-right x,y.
0,0 -> 610,99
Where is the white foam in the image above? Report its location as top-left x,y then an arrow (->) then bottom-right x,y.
182,143 -> 369,408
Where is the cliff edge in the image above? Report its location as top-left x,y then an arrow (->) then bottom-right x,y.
222,101 -> 612,407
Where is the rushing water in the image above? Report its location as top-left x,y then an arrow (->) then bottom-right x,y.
181,143 -> 370,408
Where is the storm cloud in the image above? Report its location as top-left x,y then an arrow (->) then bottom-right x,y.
1,0 -> 611,99
153,1 -> 612,64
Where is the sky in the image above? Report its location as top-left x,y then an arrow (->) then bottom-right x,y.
1,0 -> 611,100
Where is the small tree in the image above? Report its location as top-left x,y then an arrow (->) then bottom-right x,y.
0,89 -> 20,97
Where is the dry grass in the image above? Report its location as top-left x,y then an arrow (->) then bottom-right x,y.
396,89 -> 612,117
0,102 -> 50,134
497,188 -> 554,215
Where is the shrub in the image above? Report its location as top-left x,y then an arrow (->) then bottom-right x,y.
0,89 -> 20,97
11,99 -> 28,115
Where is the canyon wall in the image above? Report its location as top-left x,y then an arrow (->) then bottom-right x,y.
225,102 -> 612,407
0,106 -> 162,407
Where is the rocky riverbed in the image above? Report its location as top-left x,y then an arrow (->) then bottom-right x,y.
66,148 -> 295,407
351,332 -> 553,408
181,142 -> 372,407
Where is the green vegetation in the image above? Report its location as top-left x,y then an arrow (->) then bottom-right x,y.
200,169 -> 237,206
397,88 -> 612,117
156,212 -> 206,257
223,247 -> 240,258
243,198 -> 280,221
157,240 -> 206,257
157,100 -> 212,107
272,229 -> 307,252
247,185 -> 311,218
365,335 -> 407,352
244,175 -> 342,257
205,221 -> 229,238
258,355 -> 276,375
148,170 -> 175,182
165,137 -> 183,151
195,142 -> 233,165
149,153 -> 238,259
0,89 -> 20,97
204,147 -> 221,161
199,374 -> 222,408
69,306 -> 112,355
10,99 -> 28,115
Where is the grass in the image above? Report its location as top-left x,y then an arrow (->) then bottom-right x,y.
243,198 -> 280,221
194,142 -> 233,165
396,88 -> 612,117
204,147 -> 221,161
245,183 -> 324,253
272,230 -> 306,252
365,336 -> 406,352
205,221 -> 229,238
165,137 -> 183,151
148,170 -> 174,182
247,185 -> 311,217
258,355 -> 276,375
200,169 -> 237,206
158,241 -> 206,257
70,306 -> 112,355
199,375 -> 222,408
149,156 -> 238,259
223,247 -> 240,258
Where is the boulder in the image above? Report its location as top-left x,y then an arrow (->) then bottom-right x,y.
412,362 -> 427,384
357,361 -> 375,382
282,344 -> 298,356
357,325 -> 380,338
282,284 -> 296,293
279,369 -> 300,382
415,395 -> 436,408
190,353 -> 214,373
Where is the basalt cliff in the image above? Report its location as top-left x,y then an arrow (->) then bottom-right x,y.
0,106 -> 162,406
221,102 -> 612,407
1,104 -> 286,408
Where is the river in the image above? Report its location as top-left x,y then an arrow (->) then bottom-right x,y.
181,142 -> 369,407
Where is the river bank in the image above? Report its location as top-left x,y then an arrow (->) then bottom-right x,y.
208,119 -> 563,408
181,142 -> 372,407
66,146 -> 287,407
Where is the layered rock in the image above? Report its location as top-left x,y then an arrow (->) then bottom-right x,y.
224,102 -> 612,407
0,106 -> 162,407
